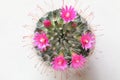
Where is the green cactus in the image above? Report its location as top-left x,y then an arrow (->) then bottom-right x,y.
34,9 -> 94,65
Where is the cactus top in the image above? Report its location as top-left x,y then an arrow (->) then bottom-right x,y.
33,6 -> 95,71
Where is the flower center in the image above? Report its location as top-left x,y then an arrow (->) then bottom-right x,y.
75,59 -> 80,63
66,12 -> 70,18
58,59 -> 63,65
40,38 -> 45,43
83,39 -> 89,44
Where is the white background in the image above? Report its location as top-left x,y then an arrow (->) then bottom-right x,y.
0,0 -> 120,80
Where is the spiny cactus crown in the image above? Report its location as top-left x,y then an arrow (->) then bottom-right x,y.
33,6 -> 95,70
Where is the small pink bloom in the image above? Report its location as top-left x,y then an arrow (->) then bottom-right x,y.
33,32 -> 50,51
71,54 -> 86,69
61,6 -> 77,22
52,55 -> 67,71
72,22 -> 77,28
43,20 -> 51,28
80,32 -> 95,50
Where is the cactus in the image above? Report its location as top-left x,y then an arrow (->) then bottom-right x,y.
33,6 -> 95,70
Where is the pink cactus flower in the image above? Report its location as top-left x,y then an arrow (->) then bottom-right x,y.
61,6 -> 77,22
71,22 -> 77,28
43,20 -> 51,28
52,55 -> 67,71
80,32 -> 95,50
71,53 -> 86,69
33,32 -> 50,51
